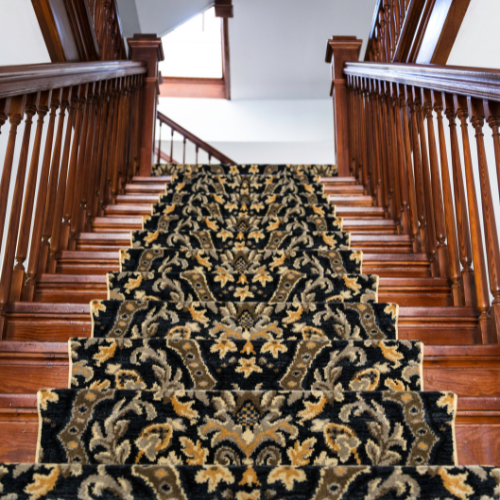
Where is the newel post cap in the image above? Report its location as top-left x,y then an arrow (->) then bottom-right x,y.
325,36 -> 363,81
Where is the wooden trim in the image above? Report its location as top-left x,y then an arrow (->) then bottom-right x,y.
0,61 -> 146,99
431,0 -> 472,64
159,77 -> 226,99
344,62 -> 500,102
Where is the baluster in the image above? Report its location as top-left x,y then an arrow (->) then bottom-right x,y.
170,127 -> 174,162
196,145 -> 199,164
118,77 -> 131,189
407,86 -> 429,254
183,136 -> 187,164
362,78 -> 375,196
157,120 -> 162,164
374,79 -> 389,213
484,99 -> 500,340
346,77 -> 355,177
68,83 -> 93,248
384,81 -> 400,226
392,82 -> 410,235
111,79 -> 124,201
393,0 -> 400,46
209,153 -> 212,165
0,96 -> 25,256
0,93 -> 37,326
385,0 -> 394,60
128,76 -> 139,177
368,80 -> 383,207
414,87 -> 438,275
11,91 -> 50,301
48,88 -> 75,273
85,82 -> 104,230
356,77 -> 368,191
77,83 -> 98,236
422,89 -> 448,277
399,84 -> 420,252
96,81 -> 111,216
59,84 -> 87,254
0,99 -> 7,132
23,89 -> 63,299
444,93 -> 476,307
380,80 -> 396,219
467,97 -> 497,342
432,91 -> 463,305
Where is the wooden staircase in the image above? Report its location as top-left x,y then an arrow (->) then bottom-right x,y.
1,175 -> 499,466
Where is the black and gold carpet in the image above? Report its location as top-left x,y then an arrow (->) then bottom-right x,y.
3,163 -> 497,499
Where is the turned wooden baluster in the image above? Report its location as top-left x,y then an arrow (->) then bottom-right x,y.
384,0 -> 394,60
23,89 -> 63,299
351,76 -> 361,180
60,84 -> 87,253
195,145 -> 199,164
407,86 -> 429,254
85,82 -> 104,230
444,93 -> 476,307
11,91 -> 50,301
109,79 -> 122,202
432,91 -> 463,305
384,81 -> 401,227
484,100 -> 500,340
392,82 -> 410,235
399,84 -> 420,252
115,77 -> 129,192
379,11 -> 388,63
157,120 -> 162,163
99,79 -> 118,213
356,77 -> 368,192
46,88 -> 74,273
455,95 -> 491,341
369,79 -> 383,208
376,80 -> 391,217
69,83 -> 93,248
0,93 -> 37,320
0,99 -> 7,131
0,96 -> 25,256
381,80 -> 397,219
422,88 -> 448,277
347,77 -> 357,177
469,97 -> 500,342
183,136 -> 187,164
76,82 -> 98,237
360,78 -> 374,196
393,0 -> 400,46
414,87 -> 438,275
95,81 -> 110,217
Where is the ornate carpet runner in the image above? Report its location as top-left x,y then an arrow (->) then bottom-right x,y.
1,164 -> 498,499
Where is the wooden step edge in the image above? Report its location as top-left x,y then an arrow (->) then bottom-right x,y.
132,176 -> 171,183
3,341 -> 500,358
35,274 -> 452,287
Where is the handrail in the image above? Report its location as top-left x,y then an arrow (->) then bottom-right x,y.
0,54 -> 158,337
329,51 -> 500,343
0,61 -> 146,99
156,111 -> 235,165
345,62 -> 500,101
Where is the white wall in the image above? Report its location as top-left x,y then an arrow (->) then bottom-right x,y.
447,0 -> 500,69
0,0 -> 50,66
157,97 -> 335,164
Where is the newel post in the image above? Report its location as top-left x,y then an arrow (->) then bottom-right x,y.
325,36 -> 363,177
128,34 -> 164,176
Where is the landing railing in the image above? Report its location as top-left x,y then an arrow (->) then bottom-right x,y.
0,35 -> 163,337
156,111 -> 235,165
328,37 -> 500,343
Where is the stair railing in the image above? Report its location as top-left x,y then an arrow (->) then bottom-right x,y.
327,37 -> 500,343
156,111 -> 235,165
0,36 -> 164,337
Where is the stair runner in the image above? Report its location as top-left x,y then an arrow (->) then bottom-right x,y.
1,164 -> 498,499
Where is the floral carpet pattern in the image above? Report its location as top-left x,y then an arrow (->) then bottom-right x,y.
2,164 -> 498,499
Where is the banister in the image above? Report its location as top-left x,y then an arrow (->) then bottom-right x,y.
328,38 -> 500,343
157,111 -> 236,165
344,62 -> 500,101
0,61 -> 147,99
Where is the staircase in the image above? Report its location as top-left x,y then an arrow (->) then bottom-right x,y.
2,170 -> 500,465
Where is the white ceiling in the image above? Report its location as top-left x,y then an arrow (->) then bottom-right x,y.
117,0 -> 377,100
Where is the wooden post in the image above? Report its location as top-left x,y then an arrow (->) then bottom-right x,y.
128,34 -> 164,177
325,36 -> 363,177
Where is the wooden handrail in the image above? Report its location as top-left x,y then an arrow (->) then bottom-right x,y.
328,38 -> 500,343
0,61 -> 146,99
0,55 -> 159,338
156,111 -> 235,165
